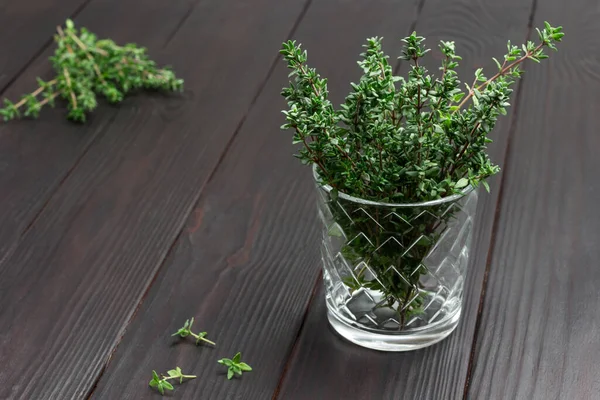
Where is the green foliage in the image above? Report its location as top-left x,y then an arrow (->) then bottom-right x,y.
218,352 -> 253,380
1,19 -> 183,123
172,317 -> 216,346
149,367 -> 196,395
280,23 -> 563,203
281,24 -> 563,327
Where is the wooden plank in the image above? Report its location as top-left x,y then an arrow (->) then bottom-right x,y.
0,0 -> 205,261
87,1 -> 426,399
0,0 -> 310,399
275,0 -> 535,399
0,0 -> 93,91
468,1 -> 600,399
0,0 -> 97,260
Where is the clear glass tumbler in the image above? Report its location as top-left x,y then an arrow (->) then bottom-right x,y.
315,167 -> 478,351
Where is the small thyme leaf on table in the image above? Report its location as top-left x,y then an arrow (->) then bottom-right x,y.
172,317 -> 216,346
148,367 -> 196,395
218,352 -> 253,380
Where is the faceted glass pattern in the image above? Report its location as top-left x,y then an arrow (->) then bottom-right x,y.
316,178 -> 478,351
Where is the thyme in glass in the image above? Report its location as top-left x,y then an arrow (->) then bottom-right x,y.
280,23 -> 563,327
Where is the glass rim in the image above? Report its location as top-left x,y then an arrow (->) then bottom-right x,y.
312,164 -> 474,208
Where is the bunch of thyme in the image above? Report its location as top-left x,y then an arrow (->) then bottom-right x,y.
280,23 -> 563,327
280,22 -> 563,202
1,19 -> 183,123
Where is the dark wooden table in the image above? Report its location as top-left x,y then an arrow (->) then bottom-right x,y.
0,0 -> 598,398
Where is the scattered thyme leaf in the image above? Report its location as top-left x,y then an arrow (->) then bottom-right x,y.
172,317 -> 216,346
148,367 -> 196,396
218,352 -> 252,380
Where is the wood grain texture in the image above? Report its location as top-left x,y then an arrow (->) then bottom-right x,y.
468,1 -> 600,399
87,1 -> 427,399
0,0 -> 98,260
0,0 -> 92,91
0,0 -> 309,398
0,0 -> 211,262
276,0 -> 535,399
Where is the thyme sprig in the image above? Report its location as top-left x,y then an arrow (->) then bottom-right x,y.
1,19 -> 183,123
218,352 -> 253,380
149,367 -> 196,395
172,317 -> 216,346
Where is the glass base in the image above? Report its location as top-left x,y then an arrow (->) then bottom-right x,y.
326,302 -> 461,352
